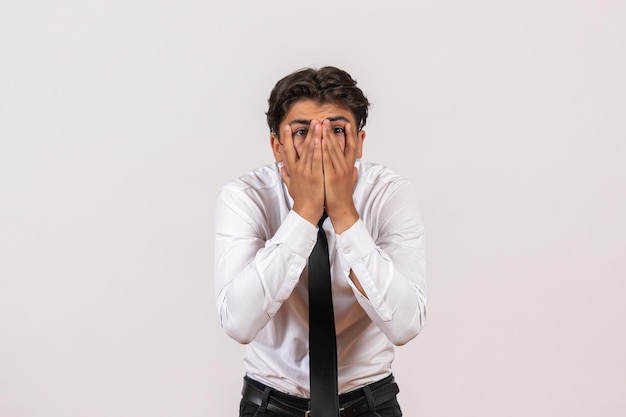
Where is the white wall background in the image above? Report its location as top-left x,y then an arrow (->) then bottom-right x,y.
1,1 -> 625,416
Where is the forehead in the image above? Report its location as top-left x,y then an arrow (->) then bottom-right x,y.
282,99 -> 356,125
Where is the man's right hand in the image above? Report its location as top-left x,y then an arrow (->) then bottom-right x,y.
279,121 -> 325,225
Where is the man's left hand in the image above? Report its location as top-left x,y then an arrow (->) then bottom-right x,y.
321,120 -> 360,234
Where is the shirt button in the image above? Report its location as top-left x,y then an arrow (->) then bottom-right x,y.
308,240 -> 315,248
343,248 -> 351,255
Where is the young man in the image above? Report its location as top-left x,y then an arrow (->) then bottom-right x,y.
215,66 -> 427,416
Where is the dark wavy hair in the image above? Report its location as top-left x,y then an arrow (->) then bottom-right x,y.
266,66 -> 370,135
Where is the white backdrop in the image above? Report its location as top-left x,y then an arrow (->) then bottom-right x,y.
1,1 -> 625,416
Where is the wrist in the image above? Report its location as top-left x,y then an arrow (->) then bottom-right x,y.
293,203 -> 324,226
327,208 -> 359,234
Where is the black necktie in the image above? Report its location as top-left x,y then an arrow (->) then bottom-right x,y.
308,212 -> 340,416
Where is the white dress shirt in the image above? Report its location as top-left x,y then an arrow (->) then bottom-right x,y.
214,159 -> 427,397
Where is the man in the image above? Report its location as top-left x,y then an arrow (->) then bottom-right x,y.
215,66 -> 427,416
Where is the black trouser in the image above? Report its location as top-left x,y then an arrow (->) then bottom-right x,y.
239,374 -> 402,417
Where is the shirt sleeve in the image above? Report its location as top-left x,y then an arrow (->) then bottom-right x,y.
334,180 -> 427,346
214,186 -> 318,344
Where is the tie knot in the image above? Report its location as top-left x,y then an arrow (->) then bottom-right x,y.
318,211 -> 328,228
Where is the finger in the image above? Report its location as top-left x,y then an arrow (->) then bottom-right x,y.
311,121 -> 323,175
322,119 -> 345,172
344,122 -> 357,164
302,120 -> 321,171
281,125 -> 298,167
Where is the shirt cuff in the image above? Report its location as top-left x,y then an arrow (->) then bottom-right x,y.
268,210 -> 319,258
335,218 -> 377,261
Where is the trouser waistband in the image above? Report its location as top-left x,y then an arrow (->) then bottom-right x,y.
241,375 -> 399,417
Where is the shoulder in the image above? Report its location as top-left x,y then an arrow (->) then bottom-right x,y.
355,160 -> 425,233
220,163 -> 282,197
216,163 -> 285,216
357,160 -> 411,189
216,163 -> 285,226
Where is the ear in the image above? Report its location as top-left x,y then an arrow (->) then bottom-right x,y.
356,130 -> 366,158
270,133 -> 283,162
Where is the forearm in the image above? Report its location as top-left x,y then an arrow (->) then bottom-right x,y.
215,208 -> 317,344
216,243 -> 305,344
336,216 -> 427,345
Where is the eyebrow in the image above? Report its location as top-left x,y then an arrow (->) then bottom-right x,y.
288,116 -> 350,126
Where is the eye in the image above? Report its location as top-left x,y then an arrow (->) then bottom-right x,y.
293,128 -> 308,137
333,126 -> 345,135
